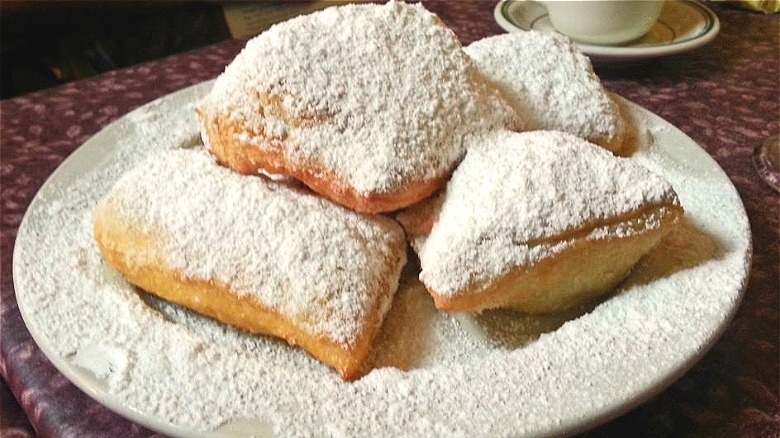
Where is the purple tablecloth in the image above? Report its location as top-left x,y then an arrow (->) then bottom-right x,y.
1,2 -> 777,437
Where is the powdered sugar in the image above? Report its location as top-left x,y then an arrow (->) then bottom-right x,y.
14,85 -> 750,437
98,148 -> 406,347
412,130 -> 680,296
201,1 -> 516,195
465,32 -> 623,146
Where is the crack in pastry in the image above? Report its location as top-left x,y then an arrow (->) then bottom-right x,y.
93,148 -> 407,380
465,32 -> 628,155
397,130 -> 683,314
197,1 -> 518,214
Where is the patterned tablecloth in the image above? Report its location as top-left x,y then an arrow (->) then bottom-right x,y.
1,2 -> 777,437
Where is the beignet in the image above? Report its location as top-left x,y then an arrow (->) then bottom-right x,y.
197,1 -> 517,213
397,130 -> 682,314
94,148 -> 407,380
465,32 -> 627,154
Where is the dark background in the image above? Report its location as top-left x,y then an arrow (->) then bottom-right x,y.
0,1 -> 231,99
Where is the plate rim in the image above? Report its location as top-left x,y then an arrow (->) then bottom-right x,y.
494,0 -> 721,61
12,86 -> 751,437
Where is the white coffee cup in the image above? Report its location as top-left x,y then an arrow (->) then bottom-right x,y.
541,0 -> 665,45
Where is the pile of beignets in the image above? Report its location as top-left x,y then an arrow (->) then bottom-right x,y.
94,2 -> 682,380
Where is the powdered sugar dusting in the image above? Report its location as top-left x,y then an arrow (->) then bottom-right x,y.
99,148 -> 406,347
465,32 -> 623,145
201,1 -> 516,194
14,85 -> 750,437
415,130 -> 680,296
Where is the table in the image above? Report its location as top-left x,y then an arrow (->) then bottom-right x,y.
1,2 -> 777,437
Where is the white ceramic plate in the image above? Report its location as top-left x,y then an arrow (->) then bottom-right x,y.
494,0 -> 720,63
14,82 -> 750,437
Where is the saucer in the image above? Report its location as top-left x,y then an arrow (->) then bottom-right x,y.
494,0 -> 720,64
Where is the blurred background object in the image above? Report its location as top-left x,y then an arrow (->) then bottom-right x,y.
707,0 -> 780,13
222,1 -> 363,38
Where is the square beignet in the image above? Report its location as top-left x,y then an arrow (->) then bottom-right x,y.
94,148 -> 407,380
397,130 -> 682,314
